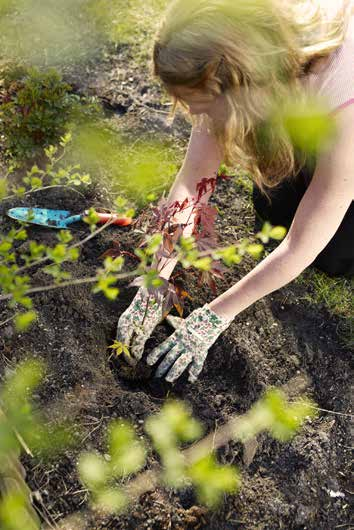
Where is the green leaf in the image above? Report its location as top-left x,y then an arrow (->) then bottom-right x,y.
193,257 -> 212,271
44,145 -> 58,159
93,277 -> 119,300
114,196 -> 128,210
83,207 -> 100,232
269,226 -> 287,240
0,241 -> 12,255
30,176 -> 42,188
108,421 -> 146,477
1,359 -> 45,410
59,131 -> 72,146
103,256 -> 124,273
145,401 -> 203,454
46,244 -> 66,264
18,296 -> 33,310
80,174 -> 91,184
134,248 -> 147,263
94,488 -> 127,514
179,236 -> 196,252
246,244 -> 264,259
187,455 -> 240,508
108,340 -> 130,357
256,221 -> 273,244
29,241 -> 45,258
78,453 -> 109,489
14,311 -> 37,331
264,390 -> 316,442
217,163 -> 237,178
14,229 -> 27,241
67,248 -> 79,261
142,269 -> 163,289
124,208 -> 135,218
237,239 -> 250,256
213,245 -> 242,267
280,97 -> 337,154
145,233 -> 163,256
14,186 -> 26,197
0,490 -> 39,530
56,230 -> 73,244
165,402 -> 203,442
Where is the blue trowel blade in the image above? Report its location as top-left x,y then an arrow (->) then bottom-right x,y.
7,208 -> 81,228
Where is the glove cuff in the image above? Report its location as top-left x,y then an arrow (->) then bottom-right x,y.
186,303 -> 232,345
203,303 -> 233,327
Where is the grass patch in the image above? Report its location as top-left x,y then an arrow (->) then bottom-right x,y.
295,268 -> 353,349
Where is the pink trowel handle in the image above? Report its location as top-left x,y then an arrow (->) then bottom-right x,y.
84,211 -> 133,226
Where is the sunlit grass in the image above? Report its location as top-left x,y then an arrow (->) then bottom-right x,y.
63,120 -> 180,206
294,268 -> 353,348
0,0 -> 168,67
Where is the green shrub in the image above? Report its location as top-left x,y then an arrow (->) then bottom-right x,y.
0,65 -> 100,159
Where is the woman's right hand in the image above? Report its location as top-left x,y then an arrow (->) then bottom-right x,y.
116,286 -> 165,365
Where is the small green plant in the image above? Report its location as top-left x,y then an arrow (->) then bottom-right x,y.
0,132 -> 92,201
0,65 -> 100,159
108,340 -> 131,358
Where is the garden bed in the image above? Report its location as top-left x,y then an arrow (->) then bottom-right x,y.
0,171 -> 352,528
0,37 -> 352,530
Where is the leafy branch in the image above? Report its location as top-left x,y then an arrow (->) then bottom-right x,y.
0,360 -> 316,529
77,382 -> 316,515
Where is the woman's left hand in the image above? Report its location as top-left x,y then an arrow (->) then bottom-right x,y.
146,304 -> 232,383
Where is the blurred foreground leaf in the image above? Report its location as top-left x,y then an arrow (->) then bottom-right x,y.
65,122 -> 177,204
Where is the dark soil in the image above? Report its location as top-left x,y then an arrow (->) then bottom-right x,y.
0,41 -> 352,530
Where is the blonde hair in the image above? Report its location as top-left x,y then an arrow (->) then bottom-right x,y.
152,0 -> 352,199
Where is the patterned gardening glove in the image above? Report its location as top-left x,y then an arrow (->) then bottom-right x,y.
116,286 -> 165,365
146,304 -> 232,383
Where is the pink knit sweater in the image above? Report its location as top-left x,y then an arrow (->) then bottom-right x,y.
302,4 -> 354,114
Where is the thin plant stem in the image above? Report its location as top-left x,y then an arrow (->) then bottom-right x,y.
0,314 -> 16,327
291,401 -> 354,419
0,270 -> 138,302
2,184 -> 86,202
16,217 -> 117,274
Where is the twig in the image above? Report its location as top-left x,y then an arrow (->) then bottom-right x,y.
291,401 -> 353,419
0,270 -> 138,302
69,217 -> 118,250
80,416 -> 105,444
2,184 -> 86,202
0,314 -> 16,328
16,216 -> 118,274
13,427 -> 34,457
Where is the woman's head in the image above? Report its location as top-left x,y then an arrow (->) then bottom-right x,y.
152,0 -> 351,196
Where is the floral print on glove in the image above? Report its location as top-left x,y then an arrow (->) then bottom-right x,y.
116,286 -> 165,364
146,304 -> 232,383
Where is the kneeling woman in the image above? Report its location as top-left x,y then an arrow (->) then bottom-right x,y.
117,0 -> 354,383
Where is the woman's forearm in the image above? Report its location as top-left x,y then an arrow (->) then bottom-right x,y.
208,241 -> 310,320
151,185 -> 196,280
151,117 -> 222,280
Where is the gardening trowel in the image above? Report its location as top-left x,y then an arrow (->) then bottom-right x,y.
7,207 -> 133,229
